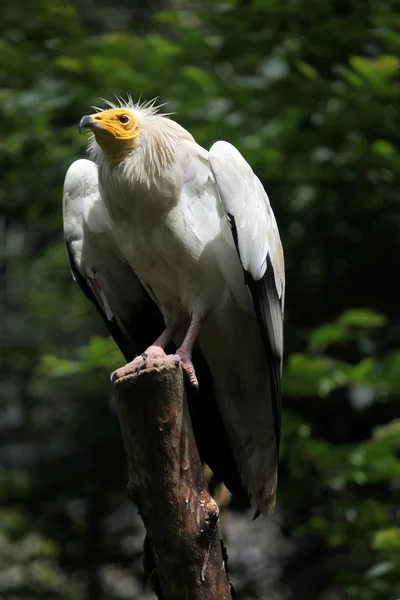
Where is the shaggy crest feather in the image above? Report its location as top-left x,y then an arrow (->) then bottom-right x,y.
86,96 -> 192,184
91,95 -> 173,118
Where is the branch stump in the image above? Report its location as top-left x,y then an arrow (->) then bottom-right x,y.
114,364 -> 232,600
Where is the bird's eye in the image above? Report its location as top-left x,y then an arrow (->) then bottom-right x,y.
118,115 -> 130,125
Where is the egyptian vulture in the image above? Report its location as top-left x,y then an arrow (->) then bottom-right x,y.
62,99 -> 285,515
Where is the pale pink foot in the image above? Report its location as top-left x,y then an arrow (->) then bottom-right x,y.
111,346 -> 198,387
171,350 -> 198,388
111,346 -> 169,382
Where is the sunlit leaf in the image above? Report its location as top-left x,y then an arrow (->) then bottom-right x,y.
373,528 -> 400,551
338,309 -> 387,328
308,323 -> 348,349
296,61 -> 319,79
371,139 -> 397,159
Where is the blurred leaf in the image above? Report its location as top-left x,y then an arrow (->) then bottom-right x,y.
39,336 -> 123,377
296,61 -> 319,79
350,55 -> 400,85
55,56 -> 83,73
309,323 -> 348,349
182,65 -> 213,89
365,561 -> 397,580
39,354 -> 81,377
349,358 -> 376,382
373,528 -> 400,551
371,139 -> 397,159
338,309 -> 387,328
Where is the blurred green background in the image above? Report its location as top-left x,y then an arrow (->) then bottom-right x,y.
1,0 -> 399,598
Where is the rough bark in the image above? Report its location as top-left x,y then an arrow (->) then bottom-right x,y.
114,364 -> 232,600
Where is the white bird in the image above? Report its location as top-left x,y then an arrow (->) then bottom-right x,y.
63,99 -> 285,515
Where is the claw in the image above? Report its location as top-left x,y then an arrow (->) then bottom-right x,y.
110,368 -> 122,383
136,352 -> 148,374
174,360 -> 180,367
176,354 -> 198,389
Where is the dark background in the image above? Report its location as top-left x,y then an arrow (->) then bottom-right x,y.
1,0 -> 399,598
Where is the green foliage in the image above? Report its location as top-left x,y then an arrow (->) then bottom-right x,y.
282,312 -> 399,598
1,0 -> 399,598
40,337 -> 123,377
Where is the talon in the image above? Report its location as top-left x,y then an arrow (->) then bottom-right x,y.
190,376 -> 199,389
136,353 -> 148,374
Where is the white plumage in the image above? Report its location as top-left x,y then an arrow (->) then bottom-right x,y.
63,99 -> 285,514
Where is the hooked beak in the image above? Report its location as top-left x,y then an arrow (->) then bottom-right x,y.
79,115 -> 95,133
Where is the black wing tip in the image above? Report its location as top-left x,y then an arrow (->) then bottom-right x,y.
247,271 -> 282,460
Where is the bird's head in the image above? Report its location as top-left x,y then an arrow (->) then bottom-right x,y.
79,108 -> 140,163
79,99 -> 189,171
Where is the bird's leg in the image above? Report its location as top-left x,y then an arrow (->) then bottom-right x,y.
111,322 -> 179,382
171,314 -> 203,389
143,322 -> 180,357
111,317 -> 203,387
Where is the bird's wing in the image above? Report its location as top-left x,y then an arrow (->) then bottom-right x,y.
62,159 -> 164,359
209,141 -> 285,455
62,158 -> 249,505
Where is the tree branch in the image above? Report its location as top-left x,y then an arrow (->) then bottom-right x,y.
114,365 -> 233,600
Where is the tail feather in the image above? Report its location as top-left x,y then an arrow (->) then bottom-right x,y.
257,467 -> 278,516
246,455 -> 278,517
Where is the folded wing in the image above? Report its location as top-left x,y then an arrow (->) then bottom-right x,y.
209,141 -> 285,456
62,158 -> 163,359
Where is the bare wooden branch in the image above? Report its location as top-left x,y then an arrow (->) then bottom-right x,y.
114,364 -> 232,600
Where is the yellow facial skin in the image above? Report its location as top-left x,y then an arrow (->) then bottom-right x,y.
79,109 -> 140,163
